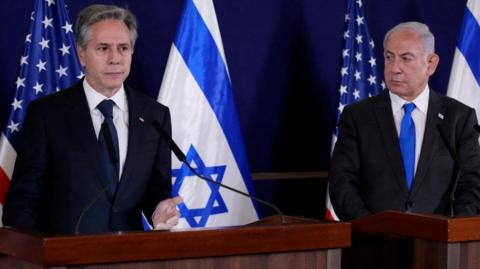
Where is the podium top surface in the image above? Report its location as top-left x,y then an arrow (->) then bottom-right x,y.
0,215 -> 350,267
351,211 -> 480,242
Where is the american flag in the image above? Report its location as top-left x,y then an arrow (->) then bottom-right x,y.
325,0 -> 383,221
0,0 -> 82,225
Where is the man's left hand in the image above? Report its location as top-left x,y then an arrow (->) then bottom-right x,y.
152,196 -> 183,230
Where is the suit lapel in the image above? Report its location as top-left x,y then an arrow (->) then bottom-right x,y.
374,91 -> 410,195
410,91 -> 444,197
115,88 -> 149,199
66,82 -> 112,193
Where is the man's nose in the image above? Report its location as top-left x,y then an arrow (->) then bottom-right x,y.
389,59 -> 402,73
108,49 -> 122,64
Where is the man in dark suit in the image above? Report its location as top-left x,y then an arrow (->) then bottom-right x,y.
2,4 -> 182,234
329,21 -> 480,221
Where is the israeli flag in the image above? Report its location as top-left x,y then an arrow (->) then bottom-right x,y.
447,0 -> 480,121
157,0 -> 259,228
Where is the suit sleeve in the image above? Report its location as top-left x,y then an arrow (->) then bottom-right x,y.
2,101 -> 47,229
142,106 -> 173,221
453,108 -> 480,215
329,106 -> 372,221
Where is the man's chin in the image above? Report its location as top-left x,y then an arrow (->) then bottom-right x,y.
104,79 -> 125,89
386,84 -> 405,93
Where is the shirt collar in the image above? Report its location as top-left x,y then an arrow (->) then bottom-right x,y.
83,79 -> 127,113
389,85 -> 430,115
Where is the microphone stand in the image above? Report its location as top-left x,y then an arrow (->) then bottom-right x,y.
152,120 -> 286,225
437,124 -> 460,217
183,160 -> 286,224
75,123 -> 119,234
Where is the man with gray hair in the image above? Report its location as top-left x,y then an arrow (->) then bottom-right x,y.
3,4 -> 182,234
329,21 -> 480,221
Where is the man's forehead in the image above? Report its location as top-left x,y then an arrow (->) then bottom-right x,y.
90,20 -> 129,36
88,22 -> 131,45
384,32 -> 424,55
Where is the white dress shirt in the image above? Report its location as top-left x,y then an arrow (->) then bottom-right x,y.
389,86 -> 430,175
83,80 -> 129,179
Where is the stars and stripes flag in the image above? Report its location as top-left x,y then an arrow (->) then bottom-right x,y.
447,0 -> 480,122
0,0 -> 82,225
157,0 -> 259,228
325,0 -> 383,221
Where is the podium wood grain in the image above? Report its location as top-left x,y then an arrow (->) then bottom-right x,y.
350,211 -> 480,269
0,215 -> 350,269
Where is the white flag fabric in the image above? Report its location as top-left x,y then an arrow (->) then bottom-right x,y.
447,0 -> 480,121
157,0 -> 259,228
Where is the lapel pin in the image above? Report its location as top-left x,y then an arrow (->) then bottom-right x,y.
139,116 -> 145,123
437,113 -> 444,120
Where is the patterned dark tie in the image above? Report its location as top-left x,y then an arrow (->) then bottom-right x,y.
97,99 -> 119,198
399,103 -> 416,191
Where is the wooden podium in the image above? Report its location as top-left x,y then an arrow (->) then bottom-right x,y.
0,216 -> 350,269
349,211 -> 480,269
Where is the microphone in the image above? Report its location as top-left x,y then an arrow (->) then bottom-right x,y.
436,124 -> 460,217
75,125 -> 119,234
151,120 -> 286,224
74,181 -> 116,234
152,120 -> 186,162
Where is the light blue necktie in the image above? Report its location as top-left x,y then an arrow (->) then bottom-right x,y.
399,103 -> 416,191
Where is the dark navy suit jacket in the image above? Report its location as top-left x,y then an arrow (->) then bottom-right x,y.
3,80 -> 172,234
330,90 -> 480,221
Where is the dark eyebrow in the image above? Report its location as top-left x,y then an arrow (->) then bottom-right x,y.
96,43 -> 131,47
399,52 -> 415,58
383,50 -> 415,58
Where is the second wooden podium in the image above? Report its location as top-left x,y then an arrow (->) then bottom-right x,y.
350,211 -> 480,269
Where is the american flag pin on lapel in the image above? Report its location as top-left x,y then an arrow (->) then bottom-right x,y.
438,113 -> 444,120
139,116 -> 145,123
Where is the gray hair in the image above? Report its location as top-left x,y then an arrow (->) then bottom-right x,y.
383,21 -> 435,56
75,4 -> 138,49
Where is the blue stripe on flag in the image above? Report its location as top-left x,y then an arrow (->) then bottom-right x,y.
173,0 -> 258,206
458,6 -> 480,85
142,211 -> 153,231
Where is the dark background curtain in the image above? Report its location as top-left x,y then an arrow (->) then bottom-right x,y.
0,0 -> 466,217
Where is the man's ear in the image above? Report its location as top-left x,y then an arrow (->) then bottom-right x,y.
426,53 -> 439,76
77,45 -> 86,67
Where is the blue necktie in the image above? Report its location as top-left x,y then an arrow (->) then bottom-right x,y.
97,100 -> 119,198
399,103 -> 416,191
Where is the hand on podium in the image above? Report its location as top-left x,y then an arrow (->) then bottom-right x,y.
152,196 -> 183,230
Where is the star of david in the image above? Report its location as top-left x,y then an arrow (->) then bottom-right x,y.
172,145 -> 228,227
